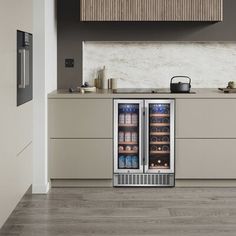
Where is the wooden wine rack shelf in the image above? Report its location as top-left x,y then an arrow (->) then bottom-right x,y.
149,166 -> 170,169
150,132 -> 170,136
150,151 -> 170,154
119,124 -> 138,127
150,141 -> 170,145
150,123 -> 170,127
119,142 -> 138,145
150,114 -> 170,117
119,150 -> 138,154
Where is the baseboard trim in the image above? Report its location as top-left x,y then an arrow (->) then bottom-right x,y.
32,182 -> 50,194
176,179 -> 236,187
51,179 -> 112,188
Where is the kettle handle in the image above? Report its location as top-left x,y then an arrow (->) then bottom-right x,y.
170,76 -> 191,84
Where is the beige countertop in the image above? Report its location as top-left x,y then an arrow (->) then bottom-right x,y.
48,88 -> 236,99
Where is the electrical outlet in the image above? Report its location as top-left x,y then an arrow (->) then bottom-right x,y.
65,58 -> 74,68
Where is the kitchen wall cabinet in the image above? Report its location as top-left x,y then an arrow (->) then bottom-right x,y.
48,98 -> 113,186
80,0 -> 223,22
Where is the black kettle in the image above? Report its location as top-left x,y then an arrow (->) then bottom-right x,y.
170,76 -> 191,93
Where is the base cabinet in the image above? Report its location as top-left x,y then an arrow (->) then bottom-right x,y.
176,139 -> 236,179
50,139 -> 112,179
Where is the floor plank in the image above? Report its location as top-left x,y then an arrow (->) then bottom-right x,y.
1,188 -> 236,236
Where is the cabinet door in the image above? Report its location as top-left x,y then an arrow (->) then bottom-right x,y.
49,139 -> 112,179
80,0 -> 223,22
176,99 -> 236,138
176,139 -> 236,179
48,99 -> 112,138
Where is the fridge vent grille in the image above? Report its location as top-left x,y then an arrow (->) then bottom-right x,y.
113,174 -> 174,187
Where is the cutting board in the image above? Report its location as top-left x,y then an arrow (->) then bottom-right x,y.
218,88 -> 236,93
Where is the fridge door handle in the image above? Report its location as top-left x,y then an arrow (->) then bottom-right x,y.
143,105 -> 148,168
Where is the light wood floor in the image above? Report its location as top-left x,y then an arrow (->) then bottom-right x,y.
1,187 -> 236,236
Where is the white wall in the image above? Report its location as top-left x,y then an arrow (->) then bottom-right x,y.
33,0 -> 57,193
83,42 -> 236,88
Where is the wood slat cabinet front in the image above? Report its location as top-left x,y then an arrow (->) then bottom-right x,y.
80,0 -> 223,22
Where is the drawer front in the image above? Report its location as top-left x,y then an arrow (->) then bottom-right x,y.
176,139 -> 236,179
176,99 -> 236,138
49,139 -> 112,179
48,99 -> 112,138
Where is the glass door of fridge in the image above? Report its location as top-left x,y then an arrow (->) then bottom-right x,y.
145,100 -> 175,173
114,100 -> 143,174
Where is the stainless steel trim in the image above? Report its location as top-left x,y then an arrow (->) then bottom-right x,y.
144,100 -> 175,174
113,99 -> 143,174
25,49 -> 30,86
19,49 -> 26,88
114,173 -> 174,187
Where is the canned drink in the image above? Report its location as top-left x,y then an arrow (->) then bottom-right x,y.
132,156 -> 139,168
118,132 -> 124,142
131,132 -> 138,142
118,146 -> 124,151
132,146 -> 138,152
119,113 -> 125,124
131,113 -> 138,124
125,113 -> 132,124
126,156 -> 132,168
125,146 -> 131,151
125,132 -> 131,142
118,156 -> 126,169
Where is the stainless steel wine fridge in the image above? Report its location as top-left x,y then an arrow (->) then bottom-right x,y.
114,99 -> 175,187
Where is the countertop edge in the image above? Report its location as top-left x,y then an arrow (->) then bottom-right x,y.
48,89 -> 236,99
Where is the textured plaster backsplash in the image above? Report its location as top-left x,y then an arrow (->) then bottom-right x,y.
83,42 -> 236,88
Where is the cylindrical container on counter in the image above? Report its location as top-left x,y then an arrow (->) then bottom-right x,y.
98,66 -> 108,89
108,78 -> 117,90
